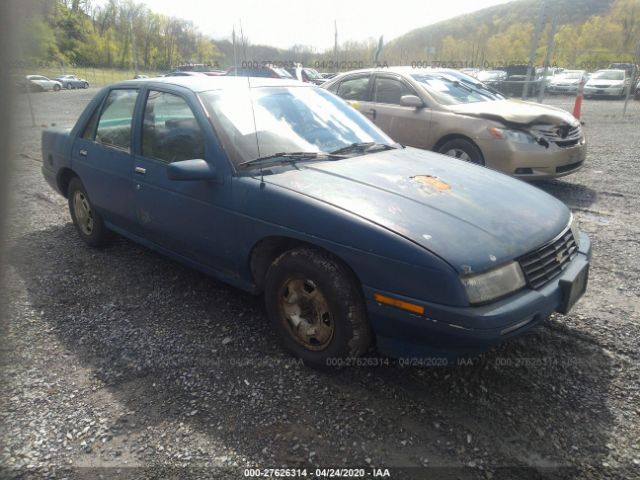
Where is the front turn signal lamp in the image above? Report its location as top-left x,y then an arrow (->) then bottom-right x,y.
373,293 -> 425,315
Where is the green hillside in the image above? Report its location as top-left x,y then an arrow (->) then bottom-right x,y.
384,0 -> 639,69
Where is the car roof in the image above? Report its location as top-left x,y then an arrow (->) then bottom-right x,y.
110,75 -> 308,92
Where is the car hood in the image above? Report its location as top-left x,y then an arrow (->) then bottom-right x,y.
446,99 -> 578,127
262,148 -> 570,273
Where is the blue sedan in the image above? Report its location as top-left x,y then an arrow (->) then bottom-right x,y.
41,76 -> 590,367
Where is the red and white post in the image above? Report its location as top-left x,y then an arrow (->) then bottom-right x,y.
572,76 -> 587,120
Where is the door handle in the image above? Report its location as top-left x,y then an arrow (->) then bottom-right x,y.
79,149 -> 87,157
135,166 -> 146,174
365,108 -> 376,120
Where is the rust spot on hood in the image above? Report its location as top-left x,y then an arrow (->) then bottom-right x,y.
411,175 -> 450,191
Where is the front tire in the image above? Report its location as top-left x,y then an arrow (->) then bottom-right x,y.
264,248 -> 372,368
83,82 -> 89,89
437,138 -> 484,165
53,84 -> 61,91
67,178 -> 113,247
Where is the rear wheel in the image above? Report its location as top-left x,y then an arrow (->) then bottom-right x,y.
437,138 -> 484,165
264,248 -> 372,368
67,177 -> 113,247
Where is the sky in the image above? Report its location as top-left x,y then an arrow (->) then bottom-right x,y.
117,0 -> 513,50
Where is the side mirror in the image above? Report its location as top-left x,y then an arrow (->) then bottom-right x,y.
167,159 -> 216,181
400,95 -> 424,108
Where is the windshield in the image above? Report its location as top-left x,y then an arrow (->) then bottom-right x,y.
410,73 -> 493,105
593,71 -> 624,80
200,86 -> 393,167
303,68 -> 321,79
274,68 -> 294,78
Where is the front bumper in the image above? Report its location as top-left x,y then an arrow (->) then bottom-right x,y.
547,84 -> 579,94
476,136 -> 587,180
364,233 -> 591,359
584,86 -> 624,97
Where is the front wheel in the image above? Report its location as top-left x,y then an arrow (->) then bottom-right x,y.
53,84 -> 61,91
83,82 -> 89,89
264,248 -> 372,368
67,178 -> 113,247
437,138 -> 484,165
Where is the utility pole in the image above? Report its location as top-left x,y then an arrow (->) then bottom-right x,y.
523,0 -> 546,99
334,20 -> 338,70
537,13 -> 557,103
622,42 -> 640,116
129,10 -> 139,77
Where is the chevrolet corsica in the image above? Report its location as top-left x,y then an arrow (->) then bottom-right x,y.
41,77 -> 591,367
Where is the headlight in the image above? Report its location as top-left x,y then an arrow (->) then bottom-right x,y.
460,261 -> 526,304
487,127 -> 537,144
570,214 -> 581,248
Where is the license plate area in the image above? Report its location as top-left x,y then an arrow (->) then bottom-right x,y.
557,262 -> 589,314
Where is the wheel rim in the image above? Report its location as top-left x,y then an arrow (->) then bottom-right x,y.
73,191 -> 94,236
443,148 -> 472,162
278,277 -> 334,351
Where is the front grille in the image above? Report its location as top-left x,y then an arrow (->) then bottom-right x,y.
593,84 -> 609,88
519,228 -> 578,289
531,124 -> 583,148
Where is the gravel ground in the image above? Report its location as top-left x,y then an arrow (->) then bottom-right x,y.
1,88 -> 639,480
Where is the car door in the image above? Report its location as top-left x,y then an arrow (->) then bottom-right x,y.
71,88 -> 139,231
369,74 -> 431,149
132,87 -> 236,273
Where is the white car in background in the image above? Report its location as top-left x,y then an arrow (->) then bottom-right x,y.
547,70 -> 587,95
584,69 -> 630,99
24,75 -> 62,92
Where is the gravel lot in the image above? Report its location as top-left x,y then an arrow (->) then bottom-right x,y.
2,88 -> 639,480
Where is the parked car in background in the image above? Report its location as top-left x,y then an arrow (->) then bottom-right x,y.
323,66 -> 586,179
584,69 -> 631,98
40,76 -> 590,365
459,68 -> 480,78
608,62 -> 639,79
635,79 -> 640,100
320,72 -> 337,79
477,70 -> 507,86
284,66 -> 325,85
134,74 -> 149,79
226,65 -> 294,79
547,70 -> 587,95
164,71 -> 207,77
24,75 -> 62,92
202,70 -> 226,76
53,74 -> 89,89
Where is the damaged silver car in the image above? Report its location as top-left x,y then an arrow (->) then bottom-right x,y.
323,67 -> 587,179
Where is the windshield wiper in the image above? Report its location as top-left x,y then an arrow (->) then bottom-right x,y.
330,142 -> 398,155
239,151 -> 346,169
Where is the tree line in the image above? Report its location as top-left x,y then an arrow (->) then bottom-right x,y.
12,0 -> 640,73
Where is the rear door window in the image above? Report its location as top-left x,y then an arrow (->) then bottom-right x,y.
95,89 -> 138,151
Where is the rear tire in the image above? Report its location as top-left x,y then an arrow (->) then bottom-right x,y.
437,138 -> 484,165
264,248 -> 372,368
67,177 -> 113,247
